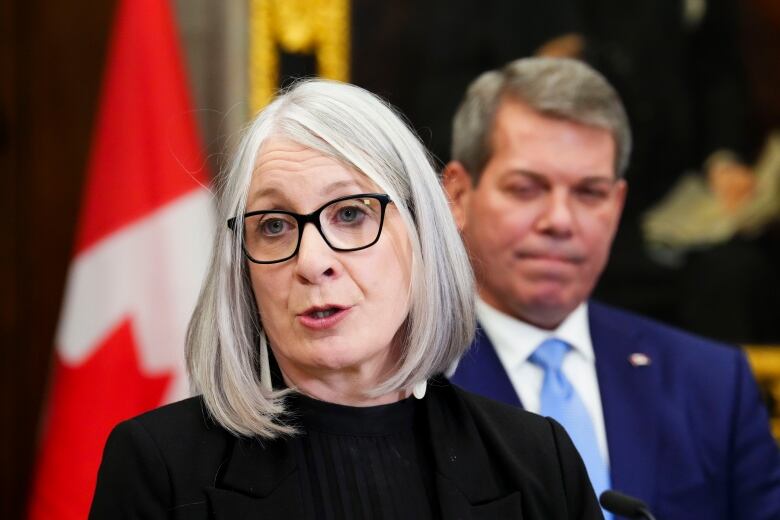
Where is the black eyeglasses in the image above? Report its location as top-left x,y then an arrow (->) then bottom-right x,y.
227,193 -> 393,264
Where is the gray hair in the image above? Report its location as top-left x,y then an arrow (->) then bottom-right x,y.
186,79 -> 476,438
452,57 -> 632,180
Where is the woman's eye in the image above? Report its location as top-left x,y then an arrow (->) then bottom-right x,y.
260,219 -> 290,235
336,205 -> 365,223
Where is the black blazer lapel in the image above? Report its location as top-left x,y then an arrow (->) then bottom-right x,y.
589,302 -> 659,508
434,477 -> 525,520
204,435 -> 306,519
424,380 -> 526,519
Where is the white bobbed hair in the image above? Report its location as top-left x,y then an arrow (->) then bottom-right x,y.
186,79 -> 475,438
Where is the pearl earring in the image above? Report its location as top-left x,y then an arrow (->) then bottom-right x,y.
413,380 -> 427,399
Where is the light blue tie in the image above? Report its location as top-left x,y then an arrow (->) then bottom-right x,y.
530,338 -> 612,519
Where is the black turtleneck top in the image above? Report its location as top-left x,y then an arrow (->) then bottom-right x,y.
288,394 -> 439,520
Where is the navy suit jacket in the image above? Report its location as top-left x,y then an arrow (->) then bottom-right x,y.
450,301 -> 780,519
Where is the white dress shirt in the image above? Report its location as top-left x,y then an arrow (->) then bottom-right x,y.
475,298 -> 610,464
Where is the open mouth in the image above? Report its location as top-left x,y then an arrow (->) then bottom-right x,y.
309,308 -> 340,319
298,305 -> 351,330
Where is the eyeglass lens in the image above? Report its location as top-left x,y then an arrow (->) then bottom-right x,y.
243,196 -> 384,262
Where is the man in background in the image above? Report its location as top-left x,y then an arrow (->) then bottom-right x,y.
444,57 -> 780,519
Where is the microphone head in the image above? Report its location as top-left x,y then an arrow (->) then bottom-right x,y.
599,490 -> 650,518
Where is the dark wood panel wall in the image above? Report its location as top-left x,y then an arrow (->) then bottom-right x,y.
1,1 -> 116,518
742,0 -> 780,137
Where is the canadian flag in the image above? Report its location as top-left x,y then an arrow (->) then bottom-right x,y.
27,0 -> 214,518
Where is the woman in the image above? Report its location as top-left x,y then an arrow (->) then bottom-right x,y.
90,79 -> 602,519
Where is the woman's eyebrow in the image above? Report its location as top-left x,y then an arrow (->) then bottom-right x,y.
247,179 -> 371,210
321,179 -> 367,196
247,186 -> 289,207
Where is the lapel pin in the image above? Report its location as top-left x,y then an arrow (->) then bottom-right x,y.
628,352 -> 652,367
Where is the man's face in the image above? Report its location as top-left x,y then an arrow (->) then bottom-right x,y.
445,100 -> 626,329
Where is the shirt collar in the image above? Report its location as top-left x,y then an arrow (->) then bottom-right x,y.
475,298 -> 594,367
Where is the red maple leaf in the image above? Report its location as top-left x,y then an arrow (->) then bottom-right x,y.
28,318 -> 173,520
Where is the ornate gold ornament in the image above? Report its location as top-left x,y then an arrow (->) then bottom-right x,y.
249,0 -> 350,112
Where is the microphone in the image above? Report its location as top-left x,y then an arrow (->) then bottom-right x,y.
599,490 -> 657,520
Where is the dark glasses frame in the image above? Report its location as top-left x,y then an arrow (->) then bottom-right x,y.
227,193 -> 393,264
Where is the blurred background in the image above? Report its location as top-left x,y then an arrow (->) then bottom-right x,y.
2,0 -> 780,518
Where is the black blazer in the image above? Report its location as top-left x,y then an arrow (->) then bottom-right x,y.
90,379 -> 602,519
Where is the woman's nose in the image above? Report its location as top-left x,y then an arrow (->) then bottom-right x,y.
294,223 -> 337,283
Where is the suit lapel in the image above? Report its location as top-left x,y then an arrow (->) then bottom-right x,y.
450,326 -> 524,408
205,385 -> 524,520
451,304 -> 661,512
203,380 -> 529,519
204,434 -> 307,519
424,380 -> 525,519
589,302 -> 659,509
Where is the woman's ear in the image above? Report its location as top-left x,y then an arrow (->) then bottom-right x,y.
442,161 -> 474,231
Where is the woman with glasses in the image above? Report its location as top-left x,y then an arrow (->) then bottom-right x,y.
90,79 -> 602,519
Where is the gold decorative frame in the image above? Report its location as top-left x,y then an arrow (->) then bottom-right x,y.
745,345 -> 780,441
249,0 -> 350,113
